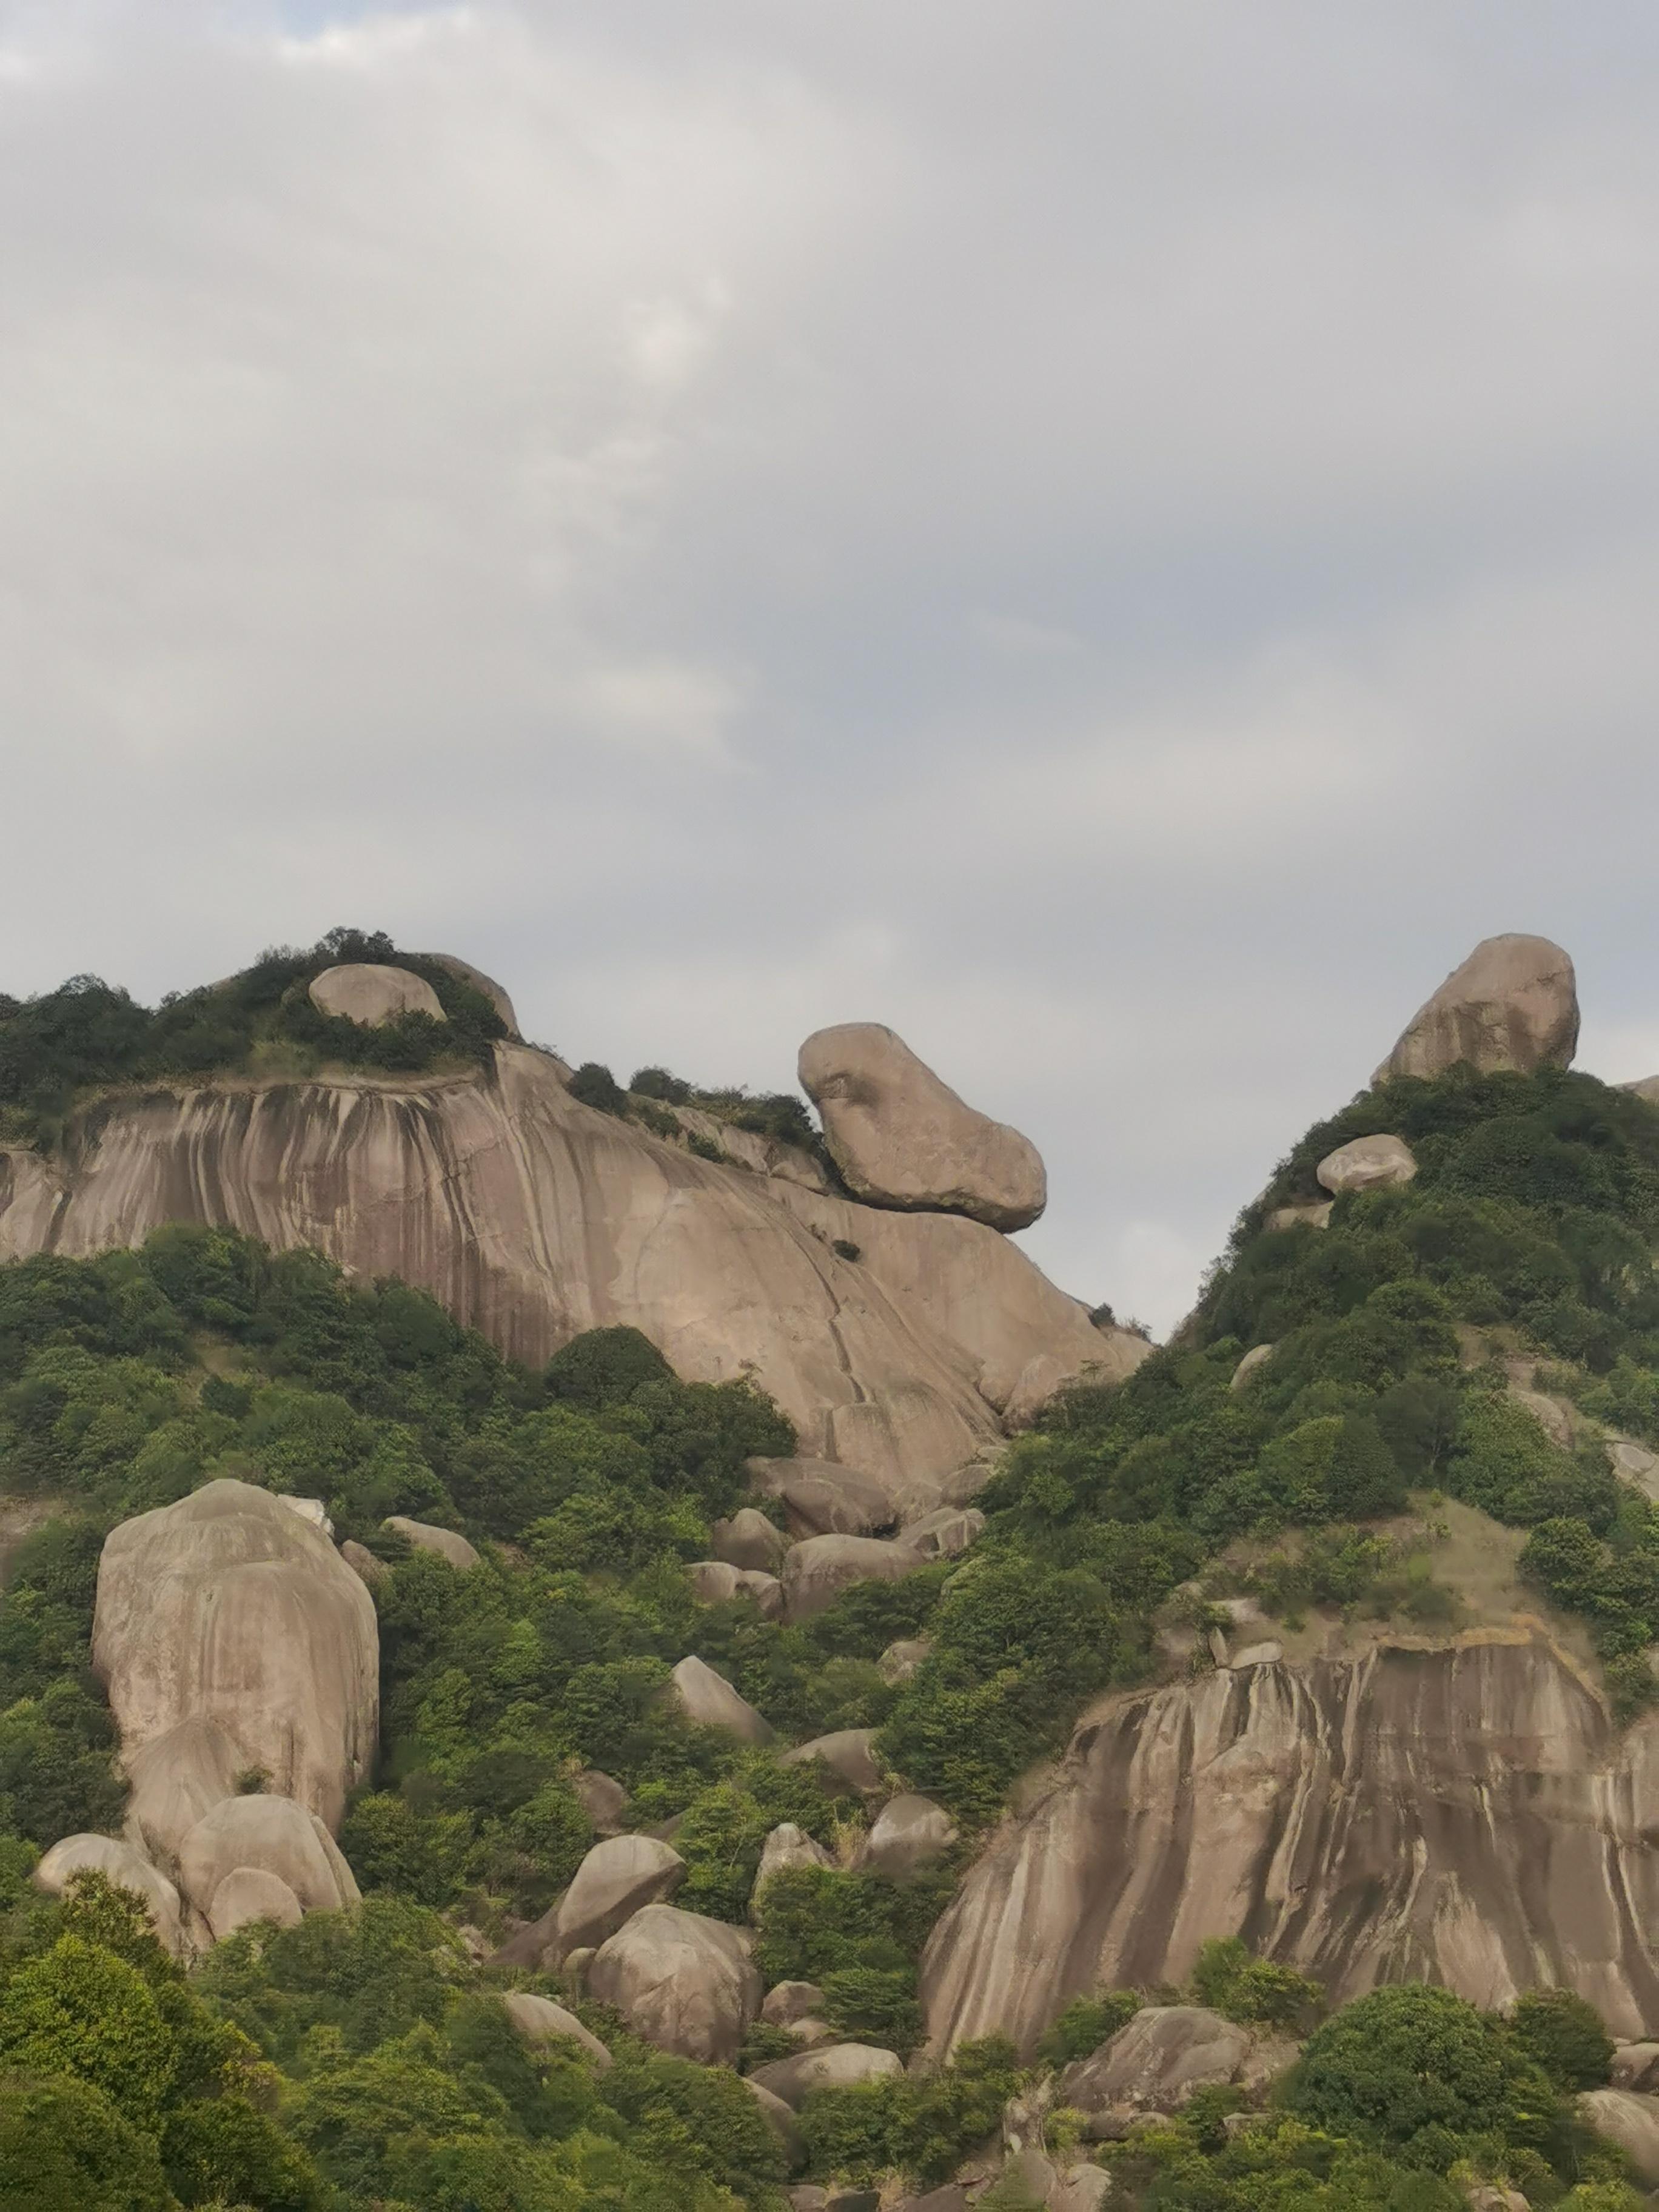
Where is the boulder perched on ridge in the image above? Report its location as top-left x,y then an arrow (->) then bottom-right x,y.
554,1834 -> 686,1957
799,1023 -> 1046,1232
309,962 -> 446,1027
668,1656 -> 776,1744
1373,934 -> 1578,1084
586,1903 -> 761,2063
1316,1134 -> 1416,1195
416,951 -> 520,1034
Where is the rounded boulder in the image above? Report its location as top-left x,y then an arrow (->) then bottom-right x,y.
309,963 -> 446,1028
206,1866 -> 304,1940
586,1903 -> 762,2063
1315,1134 -> 1417,1195
176,1792 -> 360,1920
554,1834 -> 686,1958
1374,934 -> 1578,1085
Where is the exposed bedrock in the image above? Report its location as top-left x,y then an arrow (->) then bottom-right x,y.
0,1044 -> 1147,1502
922,1637 -> 1659,2056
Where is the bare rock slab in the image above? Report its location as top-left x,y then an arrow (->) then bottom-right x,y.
799,1022 -> 1046,1232
1061,2006 -> 1250,2115
586,1903 -> 761,2063
1374,934 -> 1578,1085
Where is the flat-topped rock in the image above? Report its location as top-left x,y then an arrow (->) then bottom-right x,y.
382,1516 -> 480,1570
799,1023 -> 1046,1232
1374,934 -> 1578,1084
668,1655 -> 776,1744
1316,1134 -> 1417,1195
309,962 -> 446,1028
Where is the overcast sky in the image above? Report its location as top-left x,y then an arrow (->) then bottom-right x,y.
5,1 -> 1659,1332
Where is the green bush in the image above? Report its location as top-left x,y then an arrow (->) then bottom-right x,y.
1189,1936 -> 1322,2029
1037,1987 -> 1141,2064
1507,1987 -> 1615,2092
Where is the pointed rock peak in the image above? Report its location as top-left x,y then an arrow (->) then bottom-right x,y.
1373,934 -> 1578,1087
797,1021 -> 1045,1232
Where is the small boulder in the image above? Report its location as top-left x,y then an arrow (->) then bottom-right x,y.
382,1516 -> 480,1570
586,1903 -> 760,2063
749,2041 -> 905,2109
1052,2167 -> 1114,2212
859,1794 -> 957,1880
176,1793 -> 360,1920
340,1538 -> 386,1586
1581,2087 -> 1659,2186
754,1823 -> 833,1902
572,1769 -> 629,1835
799,1022 -> 1045,1232
1612,2041 -> 1659,2093
33,1834 -> 183,1954
1061,2005 -> 1250,2115
746,2076 -> 805,2168
1229,1344 -> 1273,1392
206,1867 -> 304,1940
782,1533 -> 922,1622
686,1560 -> 785,1619
1316,1133 -> 1417,1195
780,1729 -> 885,1795
309,962 -> 446,1027
555,1834 -> 686,1957
710,1507 -> 790,1573
763,1980 -> 828,2027
879,1638 -> 930,1686
668,1656 -> 776,1745
1374,934 -> 1578,1085
749,1456 -> 899,1538
1263,1201 -> 1332,1233
503,1990 -> 612,2071
900,1506 -> 985,1560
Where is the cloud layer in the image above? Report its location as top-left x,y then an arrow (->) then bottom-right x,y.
5,0 -> 1659,1328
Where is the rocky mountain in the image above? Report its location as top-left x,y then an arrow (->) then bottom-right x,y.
7,925 -> 1659,2211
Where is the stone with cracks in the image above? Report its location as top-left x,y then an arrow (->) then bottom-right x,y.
1374,934 -> 1578,1084
586,1903 -> 762,2063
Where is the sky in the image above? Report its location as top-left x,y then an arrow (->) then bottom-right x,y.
5,1 -> 1659,1334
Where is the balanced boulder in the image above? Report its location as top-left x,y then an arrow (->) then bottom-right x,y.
93,1480 -> 377,1838
1316,1134 -> 1416,1195
668,1656 -> 776,1744
1374,934 -> 1578,1084
309,962 -> 446,1027
555,1834 -> 686,1958
33,1833 -> 183,1954
782,1534 -> 922,1622
206,1868 -> 304,1940
749,2041 -> 904,2108
586,1903 -> 761,2063
799,1023 -> 1046,1232
503,1991 -> 612,2071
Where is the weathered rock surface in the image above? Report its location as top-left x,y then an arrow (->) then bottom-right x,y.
1051,2165 -> 1114,2211
1061,2007 -> 1251,2114
555,1834 -> 686,1958
586,1903 -> 761,2063
1580,2088 -> 1659,2185
686,1560 -> 785,1618
176,1793 -> 360,1919
799,1023 -> 1046,1232
93,1480 -> 378,1842
900,1505 -> 984,1560
749,1456 -> 899,1538
34,1833 -> 183,1953
749,2042 -> 905,2108
309,962 -> 446,1027
763,1980 -> 828,2027
503,1991 -> 612,2071
746,2076 -> 805,2165
710,1507 -> 790,1573
1263,1201 -> 1332,1233
923,1635 -> 1659,2054
206,1867 -> 304,1939
572,1769 -> 629,1836
782,1533 -> 923,1622
416,952 -> 520,1035
383,1515 -> 480,1570
340,1538 -> 386,1586
755,1823 -> 834,1899
1315,1134 -> 1417,1195
1374,934 -> 1578,1085
860,1794 -> 959,1880
1230,1344 -> 1273,1391
0,1042 -> 1136,1505
880,1640 -> 931,1686
668,1655 -> 776,1744
781,1729 -> 885,1795
1612,2040 -> 1659,2093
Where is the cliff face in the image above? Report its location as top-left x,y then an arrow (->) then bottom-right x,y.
0,1042 -> 1145,1508
922,1635 -> 1659,2051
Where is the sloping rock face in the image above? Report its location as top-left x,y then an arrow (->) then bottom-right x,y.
1373,934 -> 1578,1084
0,1044 -> 1144,1503
93,1480 -> 378,1846
799,1022 -> 1046,1232
922,1637 -> 1659,2055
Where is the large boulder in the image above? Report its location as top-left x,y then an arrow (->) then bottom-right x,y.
754,1823 -> 834,1901
572,1769 -> 629,1835
309,963 -> 446,1027
175,1792 -> 360,1919
749,1456 -> 899,1538
668,1656 -> 776,1744
798,1024 -> 1046,1232
749,2042 -> 905,2108
503,1991 -> 612,2071
1373,934 -> 1578,1085
782,1534 -> 923,1622
900,1506 -> 984,1560
763,1981 -> 828,2028
746,2076 -> 805,2167
383,1516 -> 480,1570
93,1480 -> 378,1838
710,1508 -> 790,1573
33,1834 -> 183,1954
586,1903 -> 761,2063
206,1868 -> 304,1940
1581,2088 -> 1659,2186
686,1561 -> 784,1618
1315,1134 -> 1416,1195
1060,2006 -> 1250,2115
555,1834 -> 686,1957
859,1794 -> 958,1880
780,1729 -> 885,1795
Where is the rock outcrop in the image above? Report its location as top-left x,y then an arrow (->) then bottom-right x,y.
309,962 -> 446,1027
93,1480 -> 378,1848
799,1022 -> 1046,1232
749,1457 -> 899,1538
1373,934 -> 1578,1084
0,1041 -> 1145,1505
922,1635 -> 1659,2055
686,1561 -> 785,1617
710,1509 -> 790,1573
586,1903 -> 761,2063
1579,2089 -> 1659,2186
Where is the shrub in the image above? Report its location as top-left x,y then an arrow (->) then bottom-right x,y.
1507,1987 -> 1614,2093
1189,1936 -> 1322,2029
1037,1988 -> 1141,2065
568,1062 -> 628,1117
